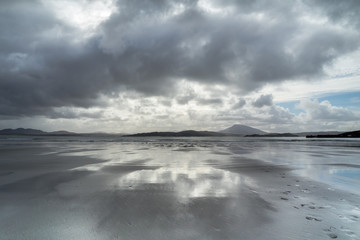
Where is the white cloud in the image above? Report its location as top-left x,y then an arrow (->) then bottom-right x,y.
42,0 -> 117,32
259,75 -> 360,103
296,99 -> 359,121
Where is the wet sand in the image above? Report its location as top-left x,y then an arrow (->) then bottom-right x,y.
0,139 -> 359,239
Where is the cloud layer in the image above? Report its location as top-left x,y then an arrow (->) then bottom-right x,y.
0,0 -> 359,132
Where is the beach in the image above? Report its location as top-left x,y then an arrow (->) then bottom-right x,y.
0,137 -> 359,239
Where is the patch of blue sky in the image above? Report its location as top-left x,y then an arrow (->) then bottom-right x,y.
317,91 -> 360,108
276,101 -> 303,115
276,91 -> 360,114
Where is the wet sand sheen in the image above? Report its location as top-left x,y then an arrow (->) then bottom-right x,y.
0,140 -> 359,239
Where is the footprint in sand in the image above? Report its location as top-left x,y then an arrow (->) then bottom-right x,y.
327,233 -> 338,239
301,202 -> 318,209
306,216 -> 322,222
323,227 -> 338,239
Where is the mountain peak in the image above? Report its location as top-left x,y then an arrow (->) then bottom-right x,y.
220,124 -> 266,135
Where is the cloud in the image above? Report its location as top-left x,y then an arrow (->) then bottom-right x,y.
0,0 -> 360,133
307,0 -> 360,28
48,107 -> 104,119
265,106 -> 295,124
232,98 -> 246,109
296,99 -> 359,121
100,1 -> 359,93
252,94 -> 273,108
196,98 -> 223,105
212,94 -> 360,132
176,89 -> 197,105
0,1 -> 114,117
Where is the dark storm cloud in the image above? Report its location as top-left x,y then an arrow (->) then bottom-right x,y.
0,40 -> 111,116
0,0 -> 359,118
232,98 -> 246,109
0,1 -> 115,117
252,94 -> 273,108
100,0 -> 358,93
176,91 -> 196,105
306,0 -> 360,28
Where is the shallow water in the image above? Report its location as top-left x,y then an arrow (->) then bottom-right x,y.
0,136 -> 359,239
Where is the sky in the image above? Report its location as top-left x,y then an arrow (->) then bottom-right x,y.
0,0 -> 359,133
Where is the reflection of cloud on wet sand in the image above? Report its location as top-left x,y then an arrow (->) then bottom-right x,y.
118,167 -> 244,203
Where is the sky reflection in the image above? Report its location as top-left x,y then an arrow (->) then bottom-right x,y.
60,142 -> 248,203
60,139 -> 360,196
118,167 -> 242,203
294,166 -> 360,194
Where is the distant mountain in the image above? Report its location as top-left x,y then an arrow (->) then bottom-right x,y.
125,130 -> 226,137
0,128 -> 78,136
0,128 -> 47,135
2,127 -> 357,138
306,130 -> 360,138
296,131 -> 342,137
220,124 -> 266,136
0,128 -> 128,136
48,130 -> 77,136
246,133 -> 298,137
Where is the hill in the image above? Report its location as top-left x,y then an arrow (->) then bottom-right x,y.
125,130 -> 226,137
0,128 -> 47,135
246,133 -> 298,137
48,130 -> 77,136
306,130 -> 360,138
220,124 -> 266,136
0,128 -> 76,136
296,131 -> 342,137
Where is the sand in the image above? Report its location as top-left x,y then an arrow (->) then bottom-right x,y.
0,139 -> 359,239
